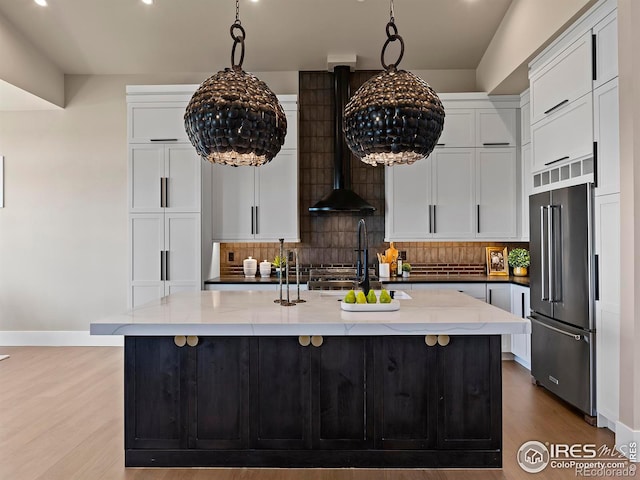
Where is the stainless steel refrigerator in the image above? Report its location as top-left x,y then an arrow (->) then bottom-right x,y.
529,183 -> 596,417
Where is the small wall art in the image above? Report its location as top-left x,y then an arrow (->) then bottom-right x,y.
486,246 -> 508,276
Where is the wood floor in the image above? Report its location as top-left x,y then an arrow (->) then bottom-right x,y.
0,347 -> 617,480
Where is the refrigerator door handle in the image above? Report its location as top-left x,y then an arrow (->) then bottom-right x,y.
529,317 -> 582,341
547,205 -> 554,302
540,206 -> 548,301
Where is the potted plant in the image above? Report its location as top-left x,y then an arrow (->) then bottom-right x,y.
272,255 -> 287,276
401,262 -> 412,278
508,248 -> 530,277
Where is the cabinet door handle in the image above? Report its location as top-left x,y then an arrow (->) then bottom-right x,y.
436,143 -> 445,147
428,205 -> 432,234
164,177 -> 169,207
544,156 -> 569,166
160,250 -> 165,281
488,289 -> 492,304
433,205 -> 437,234
165,250 -> 169,281
544,99 -> 569,115
311,335 -> 323,347
477,204 -> 480,233
150,138 -> 178,142
593,141 -> 598,188
425,335 -> 437,347
251,206 -> 254,235
594,254 -> 600,301
482,142 -> 509,146
592,34 -> 597,81
255,206 -> 259,235
160,177 -> 165,208
521,292 -> 525,318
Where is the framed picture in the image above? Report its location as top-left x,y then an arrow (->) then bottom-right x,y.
486,247 -> 508,276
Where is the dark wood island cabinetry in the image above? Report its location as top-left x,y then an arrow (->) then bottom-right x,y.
124,334 -> 502,468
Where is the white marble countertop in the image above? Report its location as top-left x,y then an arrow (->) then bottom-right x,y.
91,290 -> 531,337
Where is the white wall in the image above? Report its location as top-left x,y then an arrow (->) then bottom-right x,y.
0,72 -> 297,337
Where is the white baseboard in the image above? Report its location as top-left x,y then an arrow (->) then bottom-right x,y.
0,331 -> 123,347
615,420 -> 640,462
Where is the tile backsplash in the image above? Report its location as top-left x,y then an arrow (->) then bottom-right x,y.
218,71 -> 528,275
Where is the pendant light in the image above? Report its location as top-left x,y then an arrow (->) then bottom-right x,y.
184,0 -> 287,167
343,0 -> 445,166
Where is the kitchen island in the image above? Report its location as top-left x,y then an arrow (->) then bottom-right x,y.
91,289 -> 530,469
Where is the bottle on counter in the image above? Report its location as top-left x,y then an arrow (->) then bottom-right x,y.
397,257 -> 402,277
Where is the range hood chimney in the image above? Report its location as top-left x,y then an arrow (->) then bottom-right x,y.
308,66 -> 376,213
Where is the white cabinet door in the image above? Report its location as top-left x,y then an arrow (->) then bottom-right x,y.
431,149 -> 475,238
128,102 -> 191,143
476,109 -> 516,147
487,284 -> 511,311
165,145 -> 201,212
411,282 -> 486,300
530,31 -> 593,125
130,214 -> 165,308
510,285 -> 531,368
593,11 -> 618,90
211,163 -> 255,241
255,150 -> 299,241
521,101 -> 531,146
594,193 -> 620,427
281,100 -> 298,151
594,78 -> 620,196
384,160 -> 431,240
165,213 -> 201,291
130,144 -> 201,213
129,145 -> 165,213
436,109 -> 475,147
476,148 -> 517,239
486,283 -> 512,353
531,93 -> 593,174
520,144 -> 532,241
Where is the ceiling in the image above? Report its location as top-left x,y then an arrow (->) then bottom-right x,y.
0,0 -> 512,74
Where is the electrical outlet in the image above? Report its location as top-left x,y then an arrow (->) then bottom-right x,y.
228,252 -> 234,262
400,251 -> 407,260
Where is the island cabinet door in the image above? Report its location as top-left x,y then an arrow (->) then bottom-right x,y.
436,335 -> 502,451
249,337 -> 311,449
190,337 -> 250,449
374,336 -> 438,449
125,337 -> 189,450
310,337 -> 374,449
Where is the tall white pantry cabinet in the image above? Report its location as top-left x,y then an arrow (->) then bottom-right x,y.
126,86 -> 205,309
527,0 -> 620,431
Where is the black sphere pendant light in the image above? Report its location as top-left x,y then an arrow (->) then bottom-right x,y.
184,0 -> 287,167
343,0 -> 445,166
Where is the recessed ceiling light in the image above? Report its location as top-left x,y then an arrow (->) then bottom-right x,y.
141,0 -> 153,4
34,0 -> 47,6
250,0 -> 259,3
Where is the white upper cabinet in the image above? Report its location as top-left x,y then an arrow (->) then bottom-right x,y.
593,10 -> 618,89
476,148 -> 517,239
210,98 -> 299,243
476,109 -> 517,147
520,101 -> 531,146
255,149 -> 299,241
436,109 -> 475,147
128,102 -> 191,143
129,144 -> 202,213
531,93 -> 593,173
431,149 -> 476,238
520,143 -> 532,240
384,161 -> 431,240
594,78 -> 620,196
530,31 -> 593,125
